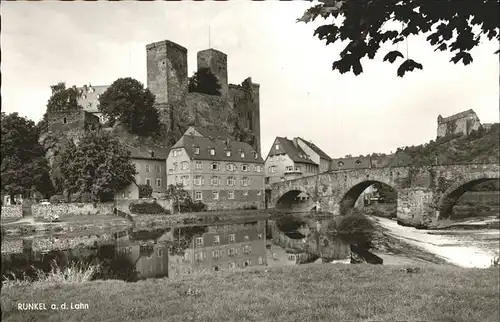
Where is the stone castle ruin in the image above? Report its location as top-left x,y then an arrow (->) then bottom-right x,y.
45,39 -> 261,154
436,109 -> 482,139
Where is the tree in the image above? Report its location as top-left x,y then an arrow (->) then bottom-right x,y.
46,82 -> 82,114
98,78 -> 160,136
138,184 -> 153,198
165,183 -> 190,214
372,182 -> 397,203
58,131 -> 137,202
1,112 -> 54,201
337,210 -> 375,248
298,1 -> 499,77
188,68 -> 222,95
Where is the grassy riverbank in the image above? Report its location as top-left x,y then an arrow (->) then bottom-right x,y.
2,264 -> 499,322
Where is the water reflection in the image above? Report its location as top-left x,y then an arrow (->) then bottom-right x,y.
1,217 -> 378,283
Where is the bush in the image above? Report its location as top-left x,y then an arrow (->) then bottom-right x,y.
338,210 -> 375,248
173,199 -> 208,213
49,195 -> 67,203
129,202 -> 166,214
138,185 -> 153,198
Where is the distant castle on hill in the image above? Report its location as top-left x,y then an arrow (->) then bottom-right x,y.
46,39 -> 261,153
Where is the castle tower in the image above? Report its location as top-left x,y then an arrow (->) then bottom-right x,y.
146,40 -> 188,105
250,82 -> 261,154
197,49 -> 228,98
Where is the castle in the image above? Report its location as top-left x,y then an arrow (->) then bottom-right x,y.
46,39 -> 261,154
436,109 -> 482,139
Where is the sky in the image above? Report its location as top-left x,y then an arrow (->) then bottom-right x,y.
2,1 -> 499,159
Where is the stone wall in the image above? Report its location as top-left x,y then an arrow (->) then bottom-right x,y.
458,191 -> 500,205
1,240 -> 23,254
31,234 -> 114,252
197,49 -> 228,98
436,110 -> 481,138
1,206 -> 22,219
397,188 -> 436,227
32,203 -> 114,219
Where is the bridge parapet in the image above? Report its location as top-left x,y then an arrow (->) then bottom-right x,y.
269,163 -> 499,228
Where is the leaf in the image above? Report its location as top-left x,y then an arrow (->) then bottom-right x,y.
383,50 -> 404,63
434,43 -> 448,52
352,61 -> 363,76
450,51 -> 473,65
397,59 -> 423,77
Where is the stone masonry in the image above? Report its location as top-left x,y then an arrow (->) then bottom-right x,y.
436,109 -> 482,139
269,163 -> 499,228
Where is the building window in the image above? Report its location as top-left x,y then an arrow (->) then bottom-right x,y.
195,237 -> 204,247
156,178 -> 162,188
194,147 -> 200,155
242,164 -> 248,171
271,166 -> 276,173
182,176 -> 189,186
158,249 -> 164,257
229,234 -> 235,243
181,161 -> 189,170
211,176 -> 219,186
285,166 -> 293,172
338,161 -> 344,167
254,152 -> 258,159
240,151 -> 245,158
275,144 -> 280,150
243,259 -> 251,267
212,249 -> 221,259
295,166 -> 301,172
255,165 -> 261,173
213,235 -> 220,245
228,262 -> 236,269
145,178 -> 151,186
195,191 -> 203,200
228,248 -> 237,257
228,190 -> 235,199
176,176 -> 182,184
288,254 -> 295,261
226,151 -> 231,157
173,162 -> 178,171
243,190 -> 248,196
355,159 -> 362,165
258,257 -> 263,265
258,234 -> 263,239
183,252 -> 190,262
63,117 -> 67,124
211,162 -> 219,171
241,177 -> 249,186
195,252 -> 205,262
227,163 -> 235,171
196,161 -> 202,170
227,176 -> 235,186
213,265 -> 220,272
155,165 -> 161,172
265,177 -> 270,184
212,191 -> 219,200
209,148 -> 215,156
244,235 -> 249,241
194,176 -> 203,186
257,190 -> 262,196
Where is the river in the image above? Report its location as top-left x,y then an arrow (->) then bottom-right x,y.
372,216 -> 500,268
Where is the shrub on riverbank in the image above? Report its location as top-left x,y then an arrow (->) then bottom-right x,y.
129,201 -> 169,215
2,261 -> 99,287
338,210 -> 375,248
1,264 -> 498,322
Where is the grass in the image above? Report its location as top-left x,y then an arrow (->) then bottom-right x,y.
1,264 -> 499,322
2,261 -> 99,287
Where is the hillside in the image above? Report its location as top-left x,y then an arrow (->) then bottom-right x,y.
389,123 -> 500,167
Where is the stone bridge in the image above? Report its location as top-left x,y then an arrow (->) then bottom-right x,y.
269,163 -> 499,228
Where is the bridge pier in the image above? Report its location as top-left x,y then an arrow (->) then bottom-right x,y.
396,188 -> 436,228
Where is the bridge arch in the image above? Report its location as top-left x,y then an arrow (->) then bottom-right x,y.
437,174 -> 499,220
274,188 -> 316,212
339,180 -> 397,216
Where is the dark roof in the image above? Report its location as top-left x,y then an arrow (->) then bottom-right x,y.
127,145 -> 169,160
193,127 -> 232,140
297,137 -> 331,161
330,157 -> 371,171
267,137 -> 317,165
171,135 -> 264,163
441,109 -> 477,123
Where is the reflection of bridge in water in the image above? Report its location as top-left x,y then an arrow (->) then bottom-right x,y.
269,163 -> 499,228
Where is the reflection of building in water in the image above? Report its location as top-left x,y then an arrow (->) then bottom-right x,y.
114,231 -> 169,279
167,221 -> 267,278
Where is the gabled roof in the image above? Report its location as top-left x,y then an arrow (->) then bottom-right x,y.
188,126 -> 232,140
267,137 -> 317,165
296,137 -> 332,161
171,135 -> 264,163
127,145 -> 169,161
